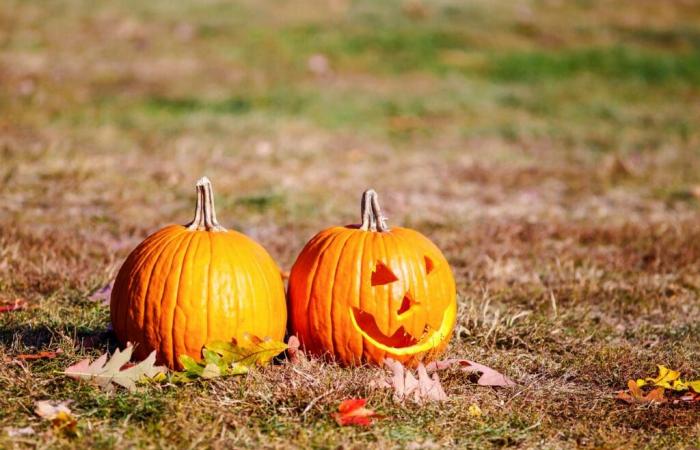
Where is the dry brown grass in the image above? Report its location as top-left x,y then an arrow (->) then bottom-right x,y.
1,0 -> 700,448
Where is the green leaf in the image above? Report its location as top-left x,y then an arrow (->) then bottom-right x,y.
171,334 -> 286,383
179,355 -> 204,375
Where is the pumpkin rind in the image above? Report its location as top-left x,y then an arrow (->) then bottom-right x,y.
288,190 -> 456,366
110,178 -> 286,369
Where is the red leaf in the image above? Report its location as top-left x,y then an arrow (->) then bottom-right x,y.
0,299 -> 27,313
332,399 -> 381,426
338,398 -> 366,413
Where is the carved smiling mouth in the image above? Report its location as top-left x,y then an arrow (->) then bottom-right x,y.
348,300 -> 456,355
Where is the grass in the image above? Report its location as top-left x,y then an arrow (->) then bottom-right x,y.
1,0 -> 700,448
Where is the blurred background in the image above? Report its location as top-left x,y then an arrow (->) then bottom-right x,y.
2,0 -> 700,284
2,2 -> 700,446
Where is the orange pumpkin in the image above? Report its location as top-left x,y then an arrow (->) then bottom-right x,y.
110,177 -> 286,369
288,189 -> 456,366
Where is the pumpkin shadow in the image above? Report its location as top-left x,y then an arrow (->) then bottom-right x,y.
0,323 -> 119,353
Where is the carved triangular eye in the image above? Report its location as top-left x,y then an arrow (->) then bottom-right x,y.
425,256 -> 435,275
371,261 -> 399,286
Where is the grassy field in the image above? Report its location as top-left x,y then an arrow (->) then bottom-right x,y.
1,0 -> 700,448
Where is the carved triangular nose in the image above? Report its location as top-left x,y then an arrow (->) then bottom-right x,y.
397,293 -> 412,316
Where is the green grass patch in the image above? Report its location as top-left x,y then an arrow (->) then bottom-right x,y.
489,47 -> 700,84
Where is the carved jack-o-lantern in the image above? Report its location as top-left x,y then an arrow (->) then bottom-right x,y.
288,190 -> 456,366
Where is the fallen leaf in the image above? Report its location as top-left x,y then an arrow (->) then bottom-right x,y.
207,334 -> 287,367
0,299 -> 27,313
286,335 -> 302,365
383,358 -> 447,403
34,400 -> 78,436
617,380 -> 666,404
173,334 -> 286,382
332,399 -> 381,426
636,365 -> 681,390
64,343 -> 167,392
426,359 -> 516,387
16,349 -> 62,361
4,426 -> 34,437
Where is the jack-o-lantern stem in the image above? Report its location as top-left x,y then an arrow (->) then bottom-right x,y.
359,189 -> 389,232
186,176 -> 227,232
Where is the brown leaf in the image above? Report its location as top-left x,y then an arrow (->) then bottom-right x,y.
383,358 -> 448,403
426,359 -> 516,387
332,399 -> 381,426
617,380 -> 666,404
286,335 -> 302,365
17,349 -> 62,361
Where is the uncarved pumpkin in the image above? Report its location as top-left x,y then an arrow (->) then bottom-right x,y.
288,189 -> 456,366
110,177 -> 286,369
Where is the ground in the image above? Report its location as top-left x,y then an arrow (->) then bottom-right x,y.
1,0 -> 699,448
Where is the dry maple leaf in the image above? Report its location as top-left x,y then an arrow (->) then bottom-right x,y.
64,343 -> 166,392
384,358 -> 448,403
425,359 -> 516,387
617,380 -> 666,405
332,399 -> 381,426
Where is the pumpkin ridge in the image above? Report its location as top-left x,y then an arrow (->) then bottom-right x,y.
204,232 -> 213,346
131,229 -> 183,362
351,228 -> 371,365
312,229 -> 353,358
294,230 -> 341,354
127,229 -> 187,356
160,230 -> 197,368
130,228 -> 186,344
329,229 -> 357,361
113,227 -> 176,344
359,230 -> 377,363
250,239 -> 275,339
378,231 -> 393,358
175,231 -> 203,362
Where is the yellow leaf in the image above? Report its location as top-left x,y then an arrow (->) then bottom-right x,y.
644,365 -> 680,389
635,379 -> 646,388
688,380 -> 700,393
231,333 -> 288,367
671,379 -> 688,391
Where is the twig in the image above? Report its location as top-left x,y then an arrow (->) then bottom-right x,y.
302,389 -> 336,416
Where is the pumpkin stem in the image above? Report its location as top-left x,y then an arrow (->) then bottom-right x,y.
359,189 -> 389,232
186,177 -> 227,232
